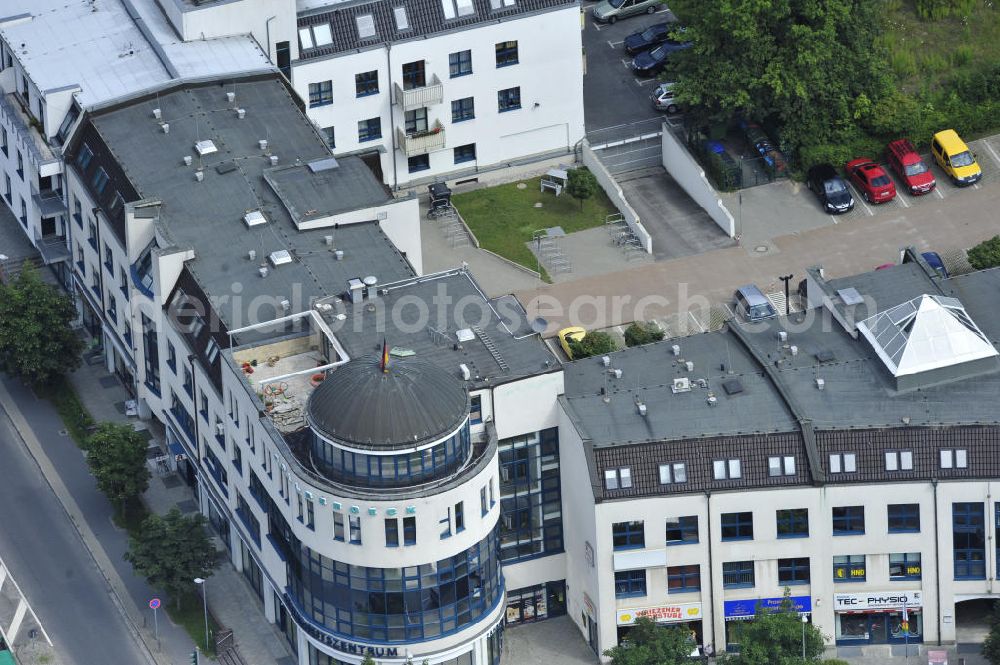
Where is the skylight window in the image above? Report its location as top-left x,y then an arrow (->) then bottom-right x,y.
441,0 -> 456,20
356,14 -> 376,39
313,23 -> 333,46
456,0 -> 475,16
194,140 -> 217,156
298,27 -> 314,49
394,6 -> 410,30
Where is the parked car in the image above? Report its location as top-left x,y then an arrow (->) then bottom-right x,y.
845,158 -> 896,204
807,164 -> 855,214
930,129 -> 982,186
733,284 -> 777,322
624,22 -> 672,55
921,251 -> 949,278
886,139 -> 935,195
592,0 -> 660,24
651,82 -> 679,113
630,40 -> 691,77
558,326 -> 586,359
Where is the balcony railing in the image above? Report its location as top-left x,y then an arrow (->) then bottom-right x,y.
32,188 -> 67,217
393,74 -> 443,112
396,123 -> 446,157
33,231 -> 70,265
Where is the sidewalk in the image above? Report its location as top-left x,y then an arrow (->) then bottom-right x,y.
67,359 -> 296,665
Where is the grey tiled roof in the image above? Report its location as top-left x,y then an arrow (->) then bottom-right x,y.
297,0 -> 577,59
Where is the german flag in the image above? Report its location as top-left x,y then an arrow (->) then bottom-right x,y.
380,338 -> 389,373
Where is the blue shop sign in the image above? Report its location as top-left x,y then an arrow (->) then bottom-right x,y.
724,596 -> 811,619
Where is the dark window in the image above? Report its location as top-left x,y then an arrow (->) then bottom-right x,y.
495,40 -> 519,67
308,80 -> 333,107
358,117 -> 382,142
497,87 -> 521,112
721,512 -> 753,541
92,167 -> 110,194
77,144 -> 94,170
451,97 -> 475,122
275,41 -> 291,78
499,428 -> 562,563
833,555 -> 866,582
16,151 -> 23,179
665,516 -> 698,545
440,506 -> 452,539
449,50 -> 473,77
890,552 -> 922,580
355,70 -> 379,96
407,154 -> 430,173
832,506 -> 865,535
776,508 -> 809,538
888,504 -> 920,533
667,564 -> 699,593
333,512 -> 345,541
385,519 -> 399,547
403,516 -> 416,546
722,561 -> 754,588
454,143 -> 476,164
614,569 -> 646,598
612,521 -> 644,550
470,395 -> 483,424
321,126 -> 335,149
455,501 -> 465,532
953,502 -> 985,580
405,107 -> 428,134
349,515 -> 362,544
402,60 -> 426,89
778,557 -> 810,585
141,313 -> 159,395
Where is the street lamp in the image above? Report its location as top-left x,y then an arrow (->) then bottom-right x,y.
194,577 -> 208,652
801,614 -> 808,659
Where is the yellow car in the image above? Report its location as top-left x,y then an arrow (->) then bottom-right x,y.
557,326 -> 586,359
930,129 -> 982,186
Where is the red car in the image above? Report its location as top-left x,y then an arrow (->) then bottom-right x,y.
886,139 -> 936,195
845,158 -> 896,204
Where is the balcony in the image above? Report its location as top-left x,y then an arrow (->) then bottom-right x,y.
32,189 -> 66,217
393,74 -> 443,112
33,231 -> 70,265
0,94 -> 56,165
396,123 -> 446,157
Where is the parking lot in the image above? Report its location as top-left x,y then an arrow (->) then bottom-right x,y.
581,1 -> 681,136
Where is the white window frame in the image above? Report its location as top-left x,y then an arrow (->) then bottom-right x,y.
605,467 -> 632,490
713,458 -> 741,480
829,452 -> 857,474
659,462 -> 687,485
885,449 -> 913,472
940,448 -> 968,469
768,455 -> 796,476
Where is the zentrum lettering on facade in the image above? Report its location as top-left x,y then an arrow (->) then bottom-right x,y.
284,594 -> 400,657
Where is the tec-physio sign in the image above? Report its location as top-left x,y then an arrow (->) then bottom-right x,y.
616,603 -> 703,625
833,590 -> 923,612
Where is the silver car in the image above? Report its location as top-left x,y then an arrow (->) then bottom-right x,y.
651,82 -> 679,113
592,0 -> 662,24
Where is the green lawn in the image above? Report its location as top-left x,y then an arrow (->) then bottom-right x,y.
45,377 -> 94,447
451,174 -> 617,276
164,589 -> 222,656
882,0 -> 1000,92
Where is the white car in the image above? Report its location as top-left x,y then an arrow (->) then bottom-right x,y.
651,82 -> 679,114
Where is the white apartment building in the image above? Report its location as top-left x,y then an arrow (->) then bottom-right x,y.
557,254 -> 1000,660
151,0 -> 586,189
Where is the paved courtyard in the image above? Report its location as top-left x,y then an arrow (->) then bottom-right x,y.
503,616 -> 597,665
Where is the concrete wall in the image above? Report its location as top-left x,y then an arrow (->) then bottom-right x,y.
660,125 -> 735,237
581,141 -> 652,254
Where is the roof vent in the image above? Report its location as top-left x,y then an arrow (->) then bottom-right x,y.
707,393 -> 717,407
258,266 -> 269,278
456,328 -> 475,343
611,368 -> 622,379
236,108 -> 246,119
226,91 -> 236,104
161,123 -> 170,134
183,155 -> 192,166
268,250 -> 293,267
248,250 -> 256,261
280,299 -> 290,311
671,377 -> 691,394
459,363 -> 471,380
636,401 -> 647,417
269,155 -> 279,166
778,331 -> 788,343
259,139 -> 268,151
601,355 -> 610,367
334,250 -> 344,261
324,235 -> 334,246
152,108 -> 162,120
243,210 -> 267,228
194,140 -> 217,156
790,345 -> 798,356
194,170 -> 204,182
815,378 -> 825,390
685,361 -> 694,372
671,344 -> 680,356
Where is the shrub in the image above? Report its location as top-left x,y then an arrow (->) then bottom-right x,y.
624,322 -> 665,347
569,331 -> 617,359
968,235 -> 1000,270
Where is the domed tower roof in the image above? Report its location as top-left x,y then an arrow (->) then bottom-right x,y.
306,353 -> 469,449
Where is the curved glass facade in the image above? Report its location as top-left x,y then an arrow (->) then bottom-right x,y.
311,423 -> 471,488
286,525 -> 502,643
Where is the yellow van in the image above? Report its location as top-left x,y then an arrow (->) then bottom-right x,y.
930,129 -> 982,186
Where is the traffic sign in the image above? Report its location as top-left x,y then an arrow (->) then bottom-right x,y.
149,598 -> 161,610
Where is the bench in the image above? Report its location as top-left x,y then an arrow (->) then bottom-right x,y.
540,179 -> 562,196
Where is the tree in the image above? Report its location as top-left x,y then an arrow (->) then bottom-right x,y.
361,656 -> 378,665
569,331 -> 617,359
669,0 -> 891,162
125,508 -> 216,609
983,600 -> 1000,664
604,617 -> 696,665
968,235 -> 1000,271
624,322 -> 665,347
566,167 -> 598,210
0,262 -> 83,385
84,422 -> 151,514
719,591 -> 825,665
